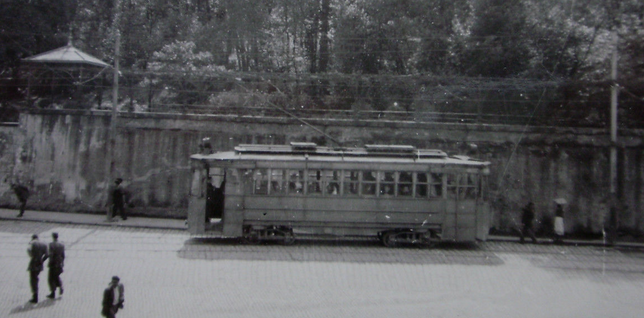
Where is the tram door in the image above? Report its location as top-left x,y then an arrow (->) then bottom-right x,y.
445,172 -> 479,242
207,167 -> 226,219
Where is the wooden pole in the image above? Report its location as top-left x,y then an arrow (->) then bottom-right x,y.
106,0 -> 121,221
608,33 -> 619,245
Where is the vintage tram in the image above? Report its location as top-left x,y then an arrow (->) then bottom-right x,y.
187,142 -> 491,246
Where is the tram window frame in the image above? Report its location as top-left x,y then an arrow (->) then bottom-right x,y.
270,169 -> 286,195
379,171 -> 396,196
343,171 -> 359,196
416,172 -> 443,199
326,170 -> 341,196
362,171 -> 377,196
287,170 -> 304,195
307,169 -> 324,196
446,173 -> 458,199
253,168 -> 269,195
398,171 -> 413,197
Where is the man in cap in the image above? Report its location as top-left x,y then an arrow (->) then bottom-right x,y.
102,276 -> 125,317
27,234 -> 48,303
47,232 -> 65,298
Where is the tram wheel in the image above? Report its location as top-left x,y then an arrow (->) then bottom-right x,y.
419,231 -> 437,248
382,232 -> 397,247
282,230 -> 295,245
243,232 -> 260,244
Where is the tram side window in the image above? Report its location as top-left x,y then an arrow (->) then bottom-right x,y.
307,170 -> 323,195
430,173 -> 443,198
271,169 -> 286,194
461,173 -> 478,200
253,169 -> 269,195
416,173 -> 428,198
398,172 -> 413,196
446,173 -> 457,199
327,171 -> 340,196
380,171 -> 395,196
362,171 -> 377,196
288,170 -> 304,194
343,171 -> 359,196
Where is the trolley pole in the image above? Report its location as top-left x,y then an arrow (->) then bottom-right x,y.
608,33 -> 619,245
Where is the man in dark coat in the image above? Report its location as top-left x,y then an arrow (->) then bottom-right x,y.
520,202 -> 538,244
47,232 -> 65,299
102,276 -> 125,318
11,183 -> 30,217
27,234 -> 48,303
111,178 -> 127,220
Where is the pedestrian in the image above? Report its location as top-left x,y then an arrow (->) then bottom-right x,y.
27,234 -> 48,303
111,178 -> 128,221
47,232 -> 65,299
519,202 -> 538,244
102,276 -> 125,318
553,198 -> 567,244
11,182 -> 30,217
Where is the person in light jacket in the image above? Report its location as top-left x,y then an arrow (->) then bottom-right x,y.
553,202 -> 565,244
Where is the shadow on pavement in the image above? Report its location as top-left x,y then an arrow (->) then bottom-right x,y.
9,298 -> 57,315
177,237 -> 503,266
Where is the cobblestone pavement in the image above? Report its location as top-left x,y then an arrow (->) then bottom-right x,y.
1,221 -> 644,318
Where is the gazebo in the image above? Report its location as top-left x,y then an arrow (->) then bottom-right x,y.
21,44 -> 110,109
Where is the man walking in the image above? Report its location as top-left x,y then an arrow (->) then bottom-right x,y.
519,202 -> 538,244
27,234 -> 48,303
102,276 -> 125,318
11,183 -> 30,217
47,232 -> 65,299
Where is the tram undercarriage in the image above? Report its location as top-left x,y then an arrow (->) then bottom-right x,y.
237,223 -> 441,247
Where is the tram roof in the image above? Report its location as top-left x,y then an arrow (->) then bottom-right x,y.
191,143 -> 490,167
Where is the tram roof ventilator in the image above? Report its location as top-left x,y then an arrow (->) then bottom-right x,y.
234,142 -> 447,159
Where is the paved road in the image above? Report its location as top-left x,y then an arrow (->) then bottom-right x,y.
1,220 -> 643,318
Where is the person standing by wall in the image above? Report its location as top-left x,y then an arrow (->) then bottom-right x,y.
519,202 -> 538,244
46,232 -> 65,299
11,182 -> 30,217
102,276 -> 125,318
553,198 -> 567,244
27,234 -> 48,303
111,178 -> 128,221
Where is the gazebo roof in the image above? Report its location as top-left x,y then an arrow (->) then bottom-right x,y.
22,44 -> 110,68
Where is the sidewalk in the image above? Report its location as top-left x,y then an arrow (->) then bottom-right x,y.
1,207 -> 643,249
0,208 -> 187,230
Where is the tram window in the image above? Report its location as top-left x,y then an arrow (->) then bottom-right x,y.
327,171 -> 340,196
430,173 -> 443,198
416,173 -> 428,198
446,173 -> 457,199
398,172 -> 413,196
240,169 -> 253,194
271,169 -> 285,194
288,170 -> 304,194
379,171 -> 395,196
253,169 -> 269,195
481,176 -> 488,201
362,171 -> 377,196
307,170 -> 323,195
463,174 -> 478,200
343,171 -> 359,196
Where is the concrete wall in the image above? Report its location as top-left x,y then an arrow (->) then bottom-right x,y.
1,110 -> 642,235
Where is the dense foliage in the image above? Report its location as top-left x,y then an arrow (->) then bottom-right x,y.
1,0 -> 642,126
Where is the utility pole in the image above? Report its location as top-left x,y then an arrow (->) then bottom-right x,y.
608,32 -> 619,245
106,0 -> 121,221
